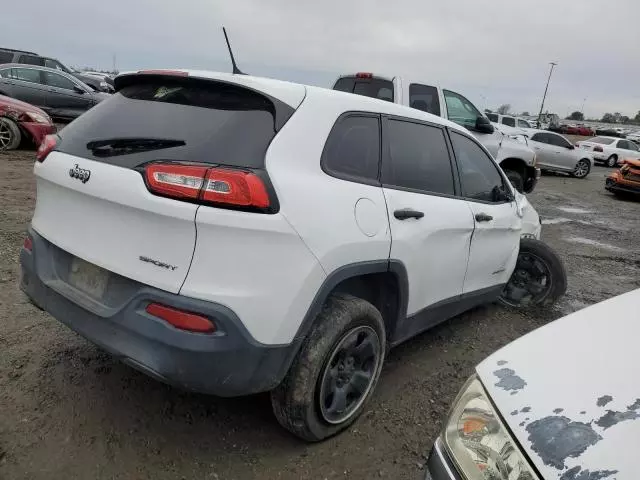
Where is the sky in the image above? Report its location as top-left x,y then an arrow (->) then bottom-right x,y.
3,0 -> 640,118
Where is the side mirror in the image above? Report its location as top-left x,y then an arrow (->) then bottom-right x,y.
567,144 -> 575,150
73,85 -> 85,94
475,116 -> 494,134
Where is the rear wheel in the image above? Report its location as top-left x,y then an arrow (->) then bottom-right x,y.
500,238 -> 567,308
504,169 -> 524,193
0,117 -> 21,151
271,294 -> 386,442
572,159 -> 591,178
606,154 -> 618,168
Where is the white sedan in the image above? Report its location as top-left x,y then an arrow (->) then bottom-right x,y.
527,130 -> 593,178
577,136 -> 640,167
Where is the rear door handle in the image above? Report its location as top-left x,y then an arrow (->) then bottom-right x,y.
475,213 -> 493,222
394,209 -> 424,220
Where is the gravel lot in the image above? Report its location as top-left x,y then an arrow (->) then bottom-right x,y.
1,148 -> 638,480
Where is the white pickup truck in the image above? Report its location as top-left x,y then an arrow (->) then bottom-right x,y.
333,73 -> 540,193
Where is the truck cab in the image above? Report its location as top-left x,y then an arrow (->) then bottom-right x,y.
333,73 -> 540,193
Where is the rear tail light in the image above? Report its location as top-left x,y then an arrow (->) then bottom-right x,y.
23,235 -> 33,252
36,135 -> 57,162
356,72 -> 373,78
143,163 -> 271,209
146,303 -> 216,333
594,145 -> 603,152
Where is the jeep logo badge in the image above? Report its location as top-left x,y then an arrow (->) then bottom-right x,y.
69,164 -> 91,184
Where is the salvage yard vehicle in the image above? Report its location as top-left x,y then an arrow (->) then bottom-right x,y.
605,158 -> 640,197
527,130 -> 593,178
0,94 -> 54,151
0,64 -> 109,121
424,288 -> 639,480
577,136 -> 640,167
486,113 -> 534,130
332,73 -> 540,194
20,70 -> 565,442
0,47 -> 114,93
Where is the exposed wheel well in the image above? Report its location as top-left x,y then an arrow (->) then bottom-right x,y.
331,272 -> 402,341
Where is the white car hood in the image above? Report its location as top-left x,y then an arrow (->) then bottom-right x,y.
476,289 -> 640,480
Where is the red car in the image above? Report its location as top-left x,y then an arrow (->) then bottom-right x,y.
0,94 -> 55,151
565,124 -> 595,136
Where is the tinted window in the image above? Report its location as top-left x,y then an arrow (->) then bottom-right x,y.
450,131 -> 506,202
547,133 -> 571,148
443,90 -> 482,129
517,119 -> 531,128
409,84 -> 441,116
322,115 -> 380,182
0,51 -> 14,64
44,71 -> 77,90
589,136 -> 615,145
486,113 -> 498,122
57,78 -> 290,169
0,68 -> 10,78
531,132 -> 550,144
333,77 -> 394,102
382,119 -> 454,195
44,59 -> 69,72
18,54 -> 45,66
501,117 -> 516,127
617,140 -> 630,150
11,68 -> 42,84
627,141 -> 639,151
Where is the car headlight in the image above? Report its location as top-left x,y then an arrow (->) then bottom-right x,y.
443,376 -> 538,480
23,112 -> 51,124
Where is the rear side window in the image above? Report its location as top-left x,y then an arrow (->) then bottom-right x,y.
44,71 -> 77,90
333,77 -> 394,102
17,54 -> 44,66
486,113 -> 498,122
57,78 -> 293,169
501,117 -> 516,127
322,114 -> 380,183
531,133 -> 550,144
409,84 -> 441,116
382,119 -> 455,195
517,119 -> 531,128
0,51 -> 14,64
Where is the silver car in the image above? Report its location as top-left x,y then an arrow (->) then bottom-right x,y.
528,130 -> 593,178
0,63 -> 109,120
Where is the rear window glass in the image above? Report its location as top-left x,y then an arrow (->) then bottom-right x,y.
333,77 -> 394,102
0,51 -> 14,64
486,113 -> 498,122
589,137 -> 615,145
57,79 -> 292,169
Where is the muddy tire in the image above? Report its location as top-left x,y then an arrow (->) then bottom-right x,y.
0,117 -> 21,151
499,238 -> 567,308
606,155 -> 618,168
271,294 -> 386,442
504,169 -> 524,193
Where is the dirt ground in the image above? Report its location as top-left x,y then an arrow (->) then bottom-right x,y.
1,148 -> 638,480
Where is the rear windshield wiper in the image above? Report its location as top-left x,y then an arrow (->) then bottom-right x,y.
86,138 -> 185,157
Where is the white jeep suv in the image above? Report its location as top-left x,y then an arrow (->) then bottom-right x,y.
20,70 -> 564,441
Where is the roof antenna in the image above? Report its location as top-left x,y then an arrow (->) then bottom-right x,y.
223,27 -> 246,75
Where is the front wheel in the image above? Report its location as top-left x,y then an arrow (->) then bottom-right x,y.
572,159 -> 591,178
271,294 -> 386,442
504,169 -> 524,193
606,155 -> 618,168
0,117 -> 21,151
499,238 -> 567,308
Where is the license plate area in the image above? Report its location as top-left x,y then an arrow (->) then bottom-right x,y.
68,257 -> 109,299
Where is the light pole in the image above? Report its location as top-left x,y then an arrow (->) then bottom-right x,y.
537,62 -> 557,127
581,97 -> 587,118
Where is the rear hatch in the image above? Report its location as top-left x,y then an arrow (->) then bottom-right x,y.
31,72 -> 299,295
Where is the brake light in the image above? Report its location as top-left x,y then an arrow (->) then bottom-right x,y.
356,72 -> 373,78
594,145 -> 603,152
23,235 -> 32,252
36,135 -> 57,162
143,163 -> 271,209
146,303 -> 215,333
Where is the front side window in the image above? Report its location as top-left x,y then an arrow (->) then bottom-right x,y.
44,71 -> 77,90
382,119 -> 455,195
322,114 -> 380,182
443,90 -> 482,129
617,140 -> 632,150
517,119 -> 531,128
501,117 -> 516,127
486,113 -> 498,122
547,133 -> 571,148
11,68 -> 42,84
409,84 -> 441,116
627,141 -> 639,151
530,133 -> 550,144
44,59 -> 67,72
450,131 -> 506,202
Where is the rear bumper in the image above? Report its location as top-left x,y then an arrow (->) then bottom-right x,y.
19,227 -> 293,397
424,438 -> 462,480
20,122 -> 56,146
